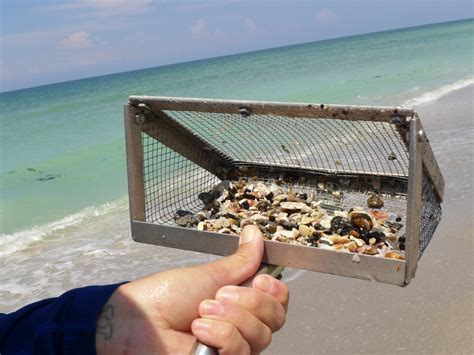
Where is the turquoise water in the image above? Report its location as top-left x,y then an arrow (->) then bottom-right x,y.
0,19 -> 473,235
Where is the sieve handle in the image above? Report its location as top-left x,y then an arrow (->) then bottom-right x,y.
193,264 -> 284,355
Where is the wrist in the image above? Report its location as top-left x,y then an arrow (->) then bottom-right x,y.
95,285 -> 127,354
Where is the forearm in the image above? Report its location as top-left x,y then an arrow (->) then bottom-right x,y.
0,283 -> 126,354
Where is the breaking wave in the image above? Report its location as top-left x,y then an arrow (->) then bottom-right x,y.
0,197 -> 128,257
402,76 -> 474,108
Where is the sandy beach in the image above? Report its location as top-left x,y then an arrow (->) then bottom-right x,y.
266,85 -> 474,354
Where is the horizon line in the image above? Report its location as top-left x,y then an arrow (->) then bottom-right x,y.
1,17 -> 471,94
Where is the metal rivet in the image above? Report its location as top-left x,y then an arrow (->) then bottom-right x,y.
138,103 -> 150,111
135,113 -> 145,125
390,116 -> 402,125
417,129 -> 424,142
238,107 -> 252,117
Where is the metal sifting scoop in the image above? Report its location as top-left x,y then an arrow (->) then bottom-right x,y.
124,96 -> 444,287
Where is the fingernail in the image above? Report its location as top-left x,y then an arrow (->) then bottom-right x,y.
217,288 -> 239,302
240,225 -> 259,245
193,319 -> 211,331
201,300 -> 223,315
254,275 -> 272,292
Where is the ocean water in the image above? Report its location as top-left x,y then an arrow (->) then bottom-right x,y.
0,19 -> 473,267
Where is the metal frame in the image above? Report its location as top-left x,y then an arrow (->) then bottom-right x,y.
415,114 -> 445,201
124,96 -> 445,286
405,118 -> 423,283
143,110 -> 235,180
124,104 -> 146,222
132,221 -> 406,285
129,95 -> 413,122
129,96 -> 444,201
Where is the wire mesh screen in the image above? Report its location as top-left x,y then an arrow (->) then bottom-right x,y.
142,110 -> 411,225
142,119 -> 220,224
162,111 -> 409,178
419,171 -> 442,257
140,108 -> 441,261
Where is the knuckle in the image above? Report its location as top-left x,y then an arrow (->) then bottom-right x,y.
236,341 -> 251,355
249,290 -> 263,311
278,281 -> 290,300
272,279 -> 289,302
222,322 -> 239,342
252,325 -> 272,353
204,264 -> 231,287
261,327 -> 273,350
216,285 -> 239,302
233,305 -> 246,324
274,303 -> 286,330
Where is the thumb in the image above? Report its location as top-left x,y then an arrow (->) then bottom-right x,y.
200,225 -> 264,288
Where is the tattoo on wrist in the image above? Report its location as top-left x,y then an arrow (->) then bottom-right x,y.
97,304 -> 114,340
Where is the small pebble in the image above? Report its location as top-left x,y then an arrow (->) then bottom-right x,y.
367,194 -> 384,209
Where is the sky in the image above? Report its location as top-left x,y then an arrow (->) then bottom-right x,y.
0,0 -> 472,92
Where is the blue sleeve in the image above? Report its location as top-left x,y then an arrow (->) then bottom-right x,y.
0,283 -> 127,355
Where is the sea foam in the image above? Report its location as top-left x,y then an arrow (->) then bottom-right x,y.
402,76 -> 474,108
0,197 -> 128,257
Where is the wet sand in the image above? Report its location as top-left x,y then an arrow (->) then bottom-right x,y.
266,85 -> 473,354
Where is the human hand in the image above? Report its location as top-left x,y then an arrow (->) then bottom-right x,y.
95,225 -> 289,354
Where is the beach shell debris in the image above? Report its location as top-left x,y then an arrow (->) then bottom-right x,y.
174,179 -> 405,260
367,193 -> 384,209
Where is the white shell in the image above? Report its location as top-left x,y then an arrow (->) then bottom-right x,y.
319,215 -> 332,229
280,201 -> 311,212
